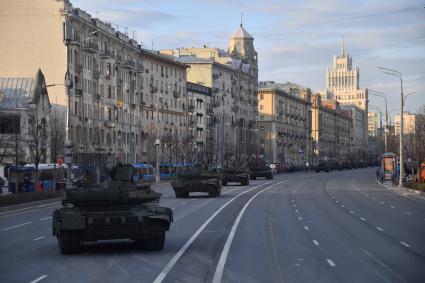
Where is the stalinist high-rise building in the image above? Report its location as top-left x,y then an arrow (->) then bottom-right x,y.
322,39 -> 369,157
325,39 -> 368,112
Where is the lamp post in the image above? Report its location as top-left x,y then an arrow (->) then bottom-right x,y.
378,67 -> 404,188
369,89 -> 388,152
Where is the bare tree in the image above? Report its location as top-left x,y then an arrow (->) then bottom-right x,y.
26,106 -> 50,183
50,107 -> 65,163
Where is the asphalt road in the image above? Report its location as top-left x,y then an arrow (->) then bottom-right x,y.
1,168 -> 425,283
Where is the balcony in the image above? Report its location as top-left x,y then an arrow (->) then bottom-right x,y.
150,86 -> 158,93
75,64 -> 83,73
173,91 -> 181,98
115,54 -> 123,64
187,104 -> 195,112
123,59 -> 136,69
137,63 -> 144,73
231,105 -> 239,112
116,78 -> 123,85
69,33 -> 81,46
93,69 -> 100,79
104,120 -> 116,128
206,107 -> 214,116
213,88 -> 219,94
99,48 -> 112,59
83,41 -> 98,53
188,120 -> 196,127
74,88 -> 82,96
212,100 -> 221,108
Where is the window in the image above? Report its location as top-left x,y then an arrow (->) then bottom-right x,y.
0,116 -> 20,134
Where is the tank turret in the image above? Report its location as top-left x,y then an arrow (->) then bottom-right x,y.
62,164 -> 160,207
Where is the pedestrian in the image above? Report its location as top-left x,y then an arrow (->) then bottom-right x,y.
0,176 -> 4,194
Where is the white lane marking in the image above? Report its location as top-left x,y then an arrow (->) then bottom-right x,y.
182,202 -> 187,205
33,236 -> 45,241
211,180 -> 287,283
1,221 -> 32,231
362,249 -> 407,283
360,217 -> 366,221
39,216 -> 52,221
326,259 -> 336,267
380,201 -> 384,204
192,198 -> 197,200
376,227 -> 384,232
365,194 -> 369,197
295,209 -> 299,213
153,180 -> 281,283
298,216 -> 303,221
400,241 -> 410,248
335,200 -> 339,203
313,240 -> 319,246
405,211 -> 411,215
349,210 -> 355,214
341,205 -> 345,208
293,204 -> 296,207
30,275 -> 48,283
171,208 -> 175,211
304,226 -> 309,231
0,202 -> 60,218
390,205 -> 395,209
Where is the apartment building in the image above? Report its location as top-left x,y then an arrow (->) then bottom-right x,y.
257,84 -> 312,167
311,95 -> 352,163
186,82 -> 213,164
0,0 -> 189,170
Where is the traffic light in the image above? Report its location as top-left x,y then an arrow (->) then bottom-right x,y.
64,141 -> 73,164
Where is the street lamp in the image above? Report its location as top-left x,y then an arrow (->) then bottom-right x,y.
377,66 -> 404,188
369,89 -> 389,152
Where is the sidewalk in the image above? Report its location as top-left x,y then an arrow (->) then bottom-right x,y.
376,179 -> 425,202
0,197 -> 61,215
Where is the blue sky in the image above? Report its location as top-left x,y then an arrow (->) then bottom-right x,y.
72,0 -> 425,118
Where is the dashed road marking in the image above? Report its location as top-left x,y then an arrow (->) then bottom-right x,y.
372,197 -> 375,200
33,236 -> 45,241
182,202 -> 187,205
29,275 -> 48,283
298,216 -> 303,221
313,240 -> 319,246
376,227 -> 384,232
380,201 -> 384,204
1,221 -> 32,231
335,200 -> 339,203
341,205 -> 345,208
405,211 -> 411,215
326,259 -> 336,267
295,209 -> 299,213
39,216 -> 52,221
400,241 -> 410,248
390,205 -> 395,209
304,226 -> 309,231
360,217 -> 366,221
349,210 -> 355,214
365,194 -> 369,197
172,208 -> 175,210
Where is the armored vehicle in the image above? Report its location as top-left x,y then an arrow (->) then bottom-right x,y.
221,167 -> 250,186
249,161 -> 273,180
52,164 -> 173,254
171,169 -> 222,198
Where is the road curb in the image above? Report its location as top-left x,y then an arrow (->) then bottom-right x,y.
0,197 -> 61,215
375,178 -> 425,201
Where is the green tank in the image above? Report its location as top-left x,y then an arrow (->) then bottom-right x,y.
171,169 -> 222,198
52,164 -> 173,254
221,167 -> 250,186
249,160 -> 273,180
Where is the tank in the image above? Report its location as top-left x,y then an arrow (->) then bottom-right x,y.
221,167 -> 250,186
171,169 -> 222,198
249,160 -> 273,180
52,164 -> 173,254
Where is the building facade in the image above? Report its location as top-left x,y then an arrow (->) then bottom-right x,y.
368,111 -> 379,137
257,84 -> 312,167
186,82 -> 213,164
311,95 -> 352,164
166,23 -> 258,166
0,1 -> 191,173
394,112 -> 424,135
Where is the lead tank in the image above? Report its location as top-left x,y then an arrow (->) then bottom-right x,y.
249,160 -> 273,180
52,164 -> 173,254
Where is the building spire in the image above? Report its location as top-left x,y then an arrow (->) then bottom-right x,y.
240,12 -> 243,27
341,36 -> 345,57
